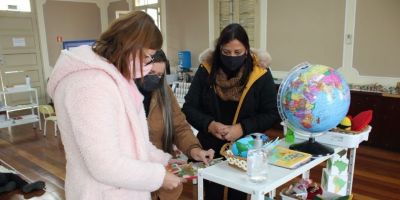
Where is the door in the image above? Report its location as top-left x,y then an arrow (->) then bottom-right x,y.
0,0 -> 45,106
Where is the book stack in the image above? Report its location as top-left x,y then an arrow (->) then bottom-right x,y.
268,146 -> 312,169
321,152 -> 349,195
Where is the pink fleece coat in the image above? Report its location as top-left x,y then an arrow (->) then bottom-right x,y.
47,45 -> 171,200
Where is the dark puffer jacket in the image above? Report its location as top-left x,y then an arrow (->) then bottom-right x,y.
182,49 -> 280,156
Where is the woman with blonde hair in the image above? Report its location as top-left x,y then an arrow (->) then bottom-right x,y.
47,11 -> 182,200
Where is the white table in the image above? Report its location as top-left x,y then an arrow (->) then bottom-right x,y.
197,143 -> 345,200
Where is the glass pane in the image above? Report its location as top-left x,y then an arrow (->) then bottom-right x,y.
239,0 -> 256,47
147,8 -> 159,28
219,0 -> 233,33
0,0 -> 31,12
135,0 -> 158,6
135,0 -> 146,6
147,0 -> 158,4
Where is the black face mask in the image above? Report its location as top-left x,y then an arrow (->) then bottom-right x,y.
135,74 -> 162,92
220,54 -> 246,74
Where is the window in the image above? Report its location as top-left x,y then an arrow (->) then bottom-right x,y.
116,10 -> 130,19
0,0 -> 31,12
216,0 -> 258,47
134,0 -> 160,29
135,0 -> 158,7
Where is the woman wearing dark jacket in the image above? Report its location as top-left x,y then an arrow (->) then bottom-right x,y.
135,50 -> 215,200
182,23 -> 279,200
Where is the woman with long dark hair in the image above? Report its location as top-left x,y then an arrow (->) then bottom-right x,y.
136,50 -> 215,200
182,23 -> 279,200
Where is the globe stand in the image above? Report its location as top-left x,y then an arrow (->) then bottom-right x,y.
289,136 -> 334,157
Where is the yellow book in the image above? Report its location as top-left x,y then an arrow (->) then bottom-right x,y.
268,146 -> 312,169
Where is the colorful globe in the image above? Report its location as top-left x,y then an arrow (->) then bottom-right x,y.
277,63 -> 350,135
231,137 -> 254,158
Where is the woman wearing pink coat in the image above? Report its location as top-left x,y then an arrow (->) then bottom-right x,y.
47,11 -> 183,200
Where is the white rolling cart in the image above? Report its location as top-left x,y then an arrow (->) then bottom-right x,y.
0,73 -> 41,141
197,141 -> 344,200
197,128 -> 370,200
0,88 -> 41,130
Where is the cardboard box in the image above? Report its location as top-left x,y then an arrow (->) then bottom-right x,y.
326,154 -> 349,176
321,168 -> 348,196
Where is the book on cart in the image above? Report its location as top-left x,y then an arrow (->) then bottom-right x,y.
268,146 -> 312,169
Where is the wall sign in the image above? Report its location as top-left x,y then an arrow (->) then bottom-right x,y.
12,37 -> 26,47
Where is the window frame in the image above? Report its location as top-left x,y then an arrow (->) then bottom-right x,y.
133,0 -> 161,30
214,0 -> 260,48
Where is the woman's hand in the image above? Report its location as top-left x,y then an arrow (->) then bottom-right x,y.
208,121 -> 229,140
161,172 -> 184,190
190,148 -> 215,165
223,124 -> 243,142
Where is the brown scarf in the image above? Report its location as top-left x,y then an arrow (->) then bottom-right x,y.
215,67 -> 245,101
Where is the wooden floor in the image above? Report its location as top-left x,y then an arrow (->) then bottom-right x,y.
0,123 -> 399,200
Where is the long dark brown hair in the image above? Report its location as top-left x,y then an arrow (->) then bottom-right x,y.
92,11 -> 163,80
152,50 -> 175,154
